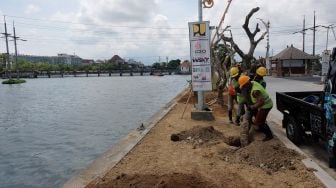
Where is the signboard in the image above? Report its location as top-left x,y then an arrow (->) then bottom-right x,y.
322,50 -> 331,76
188,21 -> 212,91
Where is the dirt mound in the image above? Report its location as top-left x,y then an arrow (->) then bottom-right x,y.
99,172 -> 251,188
104,173 -> 219,188
218,140 -> 302,172
171,126 -> 241,147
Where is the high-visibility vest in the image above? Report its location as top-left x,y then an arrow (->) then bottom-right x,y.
250,81 -> 273,109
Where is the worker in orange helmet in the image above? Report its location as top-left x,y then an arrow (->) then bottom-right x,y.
253,66 -> 267,88
239,75 -> 273,141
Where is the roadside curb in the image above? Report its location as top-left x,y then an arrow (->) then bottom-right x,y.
268,114 -> 336,188
63,88 -> 188,188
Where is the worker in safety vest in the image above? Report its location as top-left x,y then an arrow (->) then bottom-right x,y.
239,75 -> 273,141
253,66 -> 267,88
228,67 -> 245,125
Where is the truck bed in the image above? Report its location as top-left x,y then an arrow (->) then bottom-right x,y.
276,91 -> 326,137
276,91 -> 324,115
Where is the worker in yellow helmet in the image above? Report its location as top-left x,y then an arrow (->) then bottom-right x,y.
253,66 -> 267,88
239,75 -> 273,141
228,66 -> 245,125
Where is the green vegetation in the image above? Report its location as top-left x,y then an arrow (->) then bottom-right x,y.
2,79 -> 26,84
151,59 -> 181,70
0,57 -> 184,77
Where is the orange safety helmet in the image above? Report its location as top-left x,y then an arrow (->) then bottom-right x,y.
256,66 -> 267,77
238,75 -> 250,88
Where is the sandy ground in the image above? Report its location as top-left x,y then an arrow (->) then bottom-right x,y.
86,91 -> 324,188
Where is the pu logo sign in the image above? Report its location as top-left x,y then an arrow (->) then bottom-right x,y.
193,23 -> 206,37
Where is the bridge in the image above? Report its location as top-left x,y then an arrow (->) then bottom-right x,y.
1,68 -> 180,78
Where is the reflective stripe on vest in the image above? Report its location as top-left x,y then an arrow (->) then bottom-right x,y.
250,81 -> 273,109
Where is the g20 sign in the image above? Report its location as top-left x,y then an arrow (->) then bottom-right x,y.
188,21 -> 212,91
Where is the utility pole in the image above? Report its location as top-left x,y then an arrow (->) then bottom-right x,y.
257,18 -> 270,75
303,15 -> 305,52
197,0 -> 204,110
293,12 -> 319,55
320,24 -> 336,51
293,15 -> 306,52
313,11 -> 316,56
1,16 -> 11,78
11,21 -> 27,78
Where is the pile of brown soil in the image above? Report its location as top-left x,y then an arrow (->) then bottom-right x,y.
102,173 -> 219,188
170,126 -> 241,147
217,139 -> 302,172
97,172 -> 252,188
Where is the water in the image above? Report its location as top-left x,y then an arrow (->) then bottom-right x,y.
0,75 -> 189,188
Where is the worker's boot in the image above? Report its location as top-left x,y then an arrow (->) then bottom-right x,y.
228,111 -> 233,124
261,124 -> 273,142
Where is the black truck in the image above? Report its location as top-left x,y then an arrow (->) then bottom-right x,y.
276,48 -> 336,168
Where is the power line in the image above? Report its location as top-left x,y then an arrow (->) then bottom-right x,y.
1,16 -> 11,78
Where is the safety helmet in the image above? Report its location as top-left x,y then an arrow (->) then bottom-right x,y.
229,67 -> 239,77
256,66 -> 267,77
238,75 -> 250,88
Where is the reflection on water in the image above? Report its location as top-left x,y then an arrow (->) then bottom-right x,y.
0,75 -> 188,188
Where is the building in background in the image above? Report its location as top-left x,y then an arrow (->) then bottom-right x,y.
108,55 -> 125,66
81,59 -> 95,64
15,53 -> 82,64
127,59 -> 144,69
179,60 -> 191,74
270,45 -> 318,77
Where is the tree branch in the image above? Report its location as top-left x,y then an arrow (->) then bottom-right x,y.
242,7 -> 260,39
221,35 -> 245,60
252,23 -> 260,37
255,31 -> 267,45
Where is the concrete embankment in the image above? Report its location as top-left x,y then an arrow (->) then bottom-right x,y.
65,90 -> 327,188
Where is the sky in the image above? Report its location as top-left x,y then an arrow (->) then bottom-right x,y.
0,0 -> 335,65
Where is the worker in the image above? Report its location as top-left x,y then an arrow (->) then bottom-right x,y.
249,63 -> 258,78
228,67 -> 244,125
238,75 -> 273,141
253,66 -> 267,88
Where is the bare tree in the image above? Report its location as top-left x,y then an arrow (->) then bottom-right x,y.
221,7 -> 267,68
210,7 -> 267,146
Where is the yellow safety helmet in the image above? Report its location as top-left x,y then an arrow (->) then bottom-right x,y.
238,75 -> 250,88
256,66 -> 267,77
229,67 -> 239,78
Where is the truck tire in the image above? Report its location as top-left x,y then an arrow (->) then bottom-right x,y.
331,146 -> 336,168
329,157 -> 336,168
311,133 -> 319,143
285,116 -> 302,145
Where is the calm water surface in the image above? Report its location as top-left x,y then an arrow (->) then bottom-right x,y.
0,75 -> 189,188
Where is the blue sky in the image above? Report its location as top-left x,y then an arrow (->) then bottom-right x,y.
0,0 -> 336,64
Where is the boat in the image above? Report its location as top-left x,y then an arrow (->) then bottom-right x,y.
153,72 -> 164,76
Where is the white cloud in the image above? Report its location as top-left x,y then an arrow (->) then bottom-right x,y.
14,0 -> 336,64
25,4 -> 40,14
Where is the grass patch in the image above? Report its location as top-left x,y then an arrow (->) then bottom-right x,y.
2,79 -> 26,84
